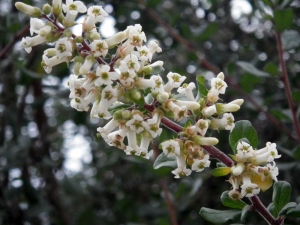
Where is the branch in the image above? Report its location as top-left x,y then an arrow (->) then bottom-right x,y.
0,24 -> 30,59
137,0 -> 299,143
250,195 -> 282,225
275,32 -> 300,141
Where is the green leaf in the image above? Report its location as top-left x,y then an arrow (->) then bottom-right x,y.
281,30 -> 300,50
221,191 -> 247,210
292,90 -> 300,104
153,153 -> 177,169
286,203 -> 300,217
210,167 -> 231,177
200,208 -> 241,224
195,75 -> 208,100
241,205 -> 250,222
229,120 -> 258,154
236,61 -> 270,77
273,181 -> 292,216
274,9 -> 294,32
267,203 -> 277,217
279,202 -> 297,215
263,62 -> 279,76
108,104 -> 131,112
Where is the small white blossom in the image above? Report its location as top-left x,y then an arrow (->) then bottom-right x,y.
211,77 -> 227,94
177,82 -> 196,101
191,155 -> 211,172
55,37 -> 73,59
30,18 -> 45,35
161,140 -> 181,157
119,54 -> 140,77
164,72 -> 186,93
63,0 -> 87,26
241,176 -> 260,198
94,65 -> 119,86
90,40 -> 108,57
126,113 -> 145,134
236,141 -> 254,162
148,40 -> 162,54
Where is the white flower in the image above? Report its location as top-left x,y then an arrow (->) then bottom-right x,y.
30,18 -> 45,35
70,97 -> 89,111
119,54 -> 140,77
241,176 -> 260,198
191,155 -> 211,172
42,55 -> 68,73
137,46 -> 152,62
125,130 -> 140,155
62,0 -> 87,26
266,142 -> 281,162
68,74 -> 85,98
150,75 -> 165,94
90,40 -> 108,57
97,119 -> 118,138
79,55 -> 96,75
94,65 -> 119,86
236,141 -> 254,162
195,119 -> 209,136
266,162 -> 279,182
211,77 -> 227,94
137,134 -> 153,159
172,167 -> 192,178
106,130 -> 126,150
55,37 -> 73,59
21,35 -> 47,53
164,72 -> 186,93
172,151 -> 191,178
126,113 -> 145,134
148,40 -> 162,54
161,140 -> 181,157
142,112 -> 162,138
177,82 -> 196,101
127,24 -> 146,47
87,5 -> 108,22
223,113 -> 235,131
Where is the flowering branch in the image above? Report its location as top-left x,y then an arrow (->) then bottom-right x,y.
13,1 -> 287,224
137,0 -> 299,144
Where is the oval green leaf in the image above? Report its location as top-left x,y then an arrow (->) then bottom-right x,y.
200,208 -> 241,224
221,191 -> 247,210
229,120 -> 258,154
153,152 -> 177,169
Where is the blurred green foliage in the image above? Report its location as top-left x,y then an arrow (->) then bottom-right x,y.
0,0 -> 300,224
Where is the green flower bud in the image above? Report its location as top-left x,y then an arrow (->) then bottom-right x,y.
113,110 -> 123,121
75,36 -> 83,43
122,110 -> 131,119
63,29 -> 72,38
42,4 -> 51,15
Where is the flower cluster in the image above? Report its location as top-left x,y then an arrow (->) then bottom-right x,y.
228,141 -> 281,199
16,0 -> 244,179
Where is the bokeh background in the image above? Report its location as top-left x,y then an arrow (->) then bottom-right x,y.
1,0 -> 300,224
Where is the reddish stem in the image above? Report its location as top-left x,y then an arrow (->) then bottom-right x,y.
250,195 -> 283,225
275,32 -> 300,141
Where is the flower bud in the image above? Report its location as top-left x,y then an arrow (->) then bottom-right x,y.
52,0 -> 62,17
113,110 -> 123,121
202,105 -> 217,117
15,2 -> 42,18
231,163 -> 245,176
75,36 -> 83,43
63,29 -> 72,38
42,4 -> 51,15
105,31 -> 128,48
215,103 -> 240,114
193,136 -> 219,146
122,110 -> 131,119
228,99 -> 244,106
157,92 -> 169,103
